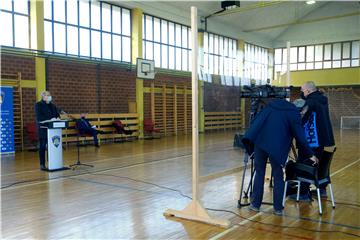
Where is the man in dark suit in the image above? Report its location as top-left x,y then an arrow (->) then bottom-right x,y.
35,91 -> 60,170
76,113 -> 101,147
298,81 -> 335,198
242,99 -> 318,215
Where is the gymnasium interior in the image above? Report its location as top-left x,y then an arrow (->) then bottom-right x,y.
1,0 -> 359,239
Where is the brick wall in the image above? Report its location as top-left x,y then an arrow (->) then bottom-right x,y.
143,72 -> 190,88
322,87 -> 360,128
99,65 -> 136,113
46,59 -> 136,114
1,54 -> 35,80
47,60 -> 98,113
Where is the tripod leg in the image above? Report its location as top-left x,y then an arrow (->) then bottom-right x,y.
270,169 -> 273,188
244,157 -> 254,198
77,136 -> 80,164
238,154 -> 249,208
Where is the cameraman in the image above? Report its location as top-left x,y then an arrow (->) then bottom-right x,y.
242,98 -> 318,215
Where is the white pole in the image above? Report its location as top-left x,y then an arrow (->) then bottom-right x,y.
286,41 -> 291,87
191,6 -> 199,202
163,6 -> 229,228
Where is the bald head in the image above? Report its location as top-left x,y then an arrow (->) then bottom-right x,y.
301,81 -> 317,98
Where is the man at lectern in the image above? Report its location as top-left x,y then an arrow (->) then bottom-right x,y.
35,91 -> 60,170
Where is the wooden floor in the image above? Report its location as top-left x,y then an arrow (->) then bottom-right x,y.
1,129 -> 360,239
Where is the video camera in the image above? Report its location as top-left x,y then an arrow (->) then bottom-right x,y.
239,84 -> 291,99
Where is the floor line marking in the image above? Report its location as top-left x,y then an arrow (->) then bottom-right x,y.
330,158 -> 360,177
209,225 -> 239,240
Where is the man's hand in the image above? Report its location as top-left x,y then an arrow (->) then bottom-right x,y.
310,155 -> 319,165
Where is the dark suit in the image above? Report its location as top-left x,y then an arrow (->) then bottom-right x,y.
299,90 -> 335,192
76,118 -> 99,146
35,100 -> 60,167
303,90 -> 335,147
243,99 -> 313,211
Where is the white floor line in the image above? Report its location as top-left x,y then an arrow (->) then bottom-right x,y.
209,158 -> 360,239
330,158 -> 360,177
209,205 -> 273,240
209,225 -> 238,240
237,206 -> 273,226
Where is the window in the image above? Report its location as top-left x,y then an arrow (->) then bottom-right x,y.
143,14 -> 191,71
274,40 -> 360,71
204,32 -> 238,85
244,43 -> 269,85
0,0 -> 30,48
44,0 -> 131,62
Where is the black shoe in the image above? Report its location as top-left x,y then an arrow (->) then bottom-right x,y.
40,165 -> 47,171
95,144 -> 100,148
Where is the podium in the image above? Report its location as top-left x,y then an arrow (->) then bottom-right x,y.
40,119 -> 69,171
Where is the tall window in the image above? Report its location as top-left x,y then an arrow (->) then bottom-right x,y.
44,0 -> 131,62
143,14 -> 191,72
244,43 -> 269,85
203,32 -> 238,82
0,0 -> 30,48
274,40 -> 360,72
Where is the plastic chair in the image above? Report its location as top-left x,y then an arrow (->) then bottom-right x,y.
112,120 -> 134,135
143,118 -> 160,139
26,122 -> 38,151
112,120 -> 134,142
282,148 -> 336,215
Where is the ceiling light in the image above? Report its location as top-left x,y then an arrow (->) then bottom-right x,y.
306,1 -> 316,5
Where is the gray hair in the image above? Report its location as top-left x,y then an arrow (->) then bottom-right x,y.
41,91 -> 50,97
303,81 -> 317,92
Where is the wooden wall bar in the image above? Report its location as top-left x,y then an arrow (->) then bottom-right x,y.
145,84 -> 192,136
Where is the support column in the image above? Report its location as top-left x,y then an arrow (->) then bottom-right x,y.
30,0 -> 46,100
198,32 -> 205,133
268,48 -> 274,84
238,39 -> 246,128
131,8 -> 144,138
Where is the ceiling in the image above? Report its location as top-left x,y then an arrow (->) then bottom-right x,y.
110,1 -> 360,47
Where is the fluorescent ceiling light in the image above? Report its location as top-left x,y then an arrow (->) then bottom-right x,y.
306,1 -> 316,5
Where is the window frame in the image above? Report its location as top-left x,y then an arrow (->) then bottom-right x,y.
0,0 -> 30,49
203,31 -> 238,82
244,42 -> 269,85
43,0 -> 132,63
274,40 -> 360,72
142,13 -> 191,72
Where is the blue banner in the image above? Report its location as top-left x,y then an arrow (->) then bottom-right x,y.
1,87 -> 15,154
